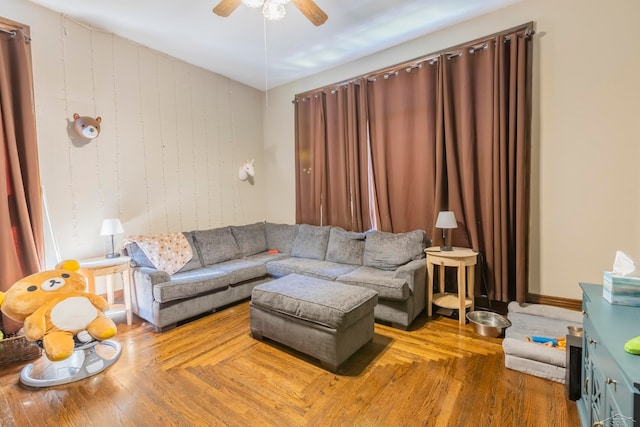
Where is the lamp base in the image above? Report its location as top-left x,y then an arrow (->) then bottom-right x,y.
440,245 -> 454,251
106,252 -> 121,259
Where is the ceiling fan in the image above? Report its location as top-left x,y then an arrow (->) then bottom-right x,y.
213,0 -> 328,26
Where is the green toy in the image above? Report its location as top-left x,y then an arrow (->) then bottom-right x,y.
624,336 -> 640,355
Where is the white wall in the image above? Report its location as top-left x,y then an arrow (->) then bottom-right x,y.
263,0 -> 640,299
1,1 -> 266,271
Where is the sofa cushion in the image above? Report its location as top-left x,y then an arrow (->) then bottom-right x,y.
363,229 -> 426,271
193,227 -> 240,266
251,273 -> 378,330
290,224 -> 331,260
337,266 -> 409,301
206,258 -> 267,285
153,268 -> 230,303
266,257 -> 358,281
265,223 -> 299,254
245,252 -> 291,264
325,227 -> 365,266
230,222 -> 267,257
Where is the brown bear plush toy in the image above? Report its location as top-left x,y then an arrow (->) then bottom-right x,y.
0,260 -> 117,361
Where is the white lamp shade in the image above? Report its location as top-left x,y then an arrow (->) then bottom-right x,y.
435,211 -> 457,229
100,218 -> 124,236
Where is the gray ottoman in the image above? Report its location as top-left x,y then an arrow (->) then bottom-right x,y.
250,273 -> 378,372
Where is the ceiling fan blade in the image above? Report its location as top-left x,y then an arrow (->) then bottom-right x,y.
213,0 -> 242,17
291,0 -> 328,26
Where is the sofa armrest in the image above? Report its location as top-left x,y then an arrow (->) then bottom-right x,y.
136,267 -> 171,285
394,258 -> 427,322
394,259 -> 426,290
129,266 -> 172,325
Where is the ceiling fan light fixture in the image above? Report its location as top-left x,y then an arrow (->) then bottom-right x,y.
213,0 -> 326,26
263,1 -> 286,21
242,0 -> 265,8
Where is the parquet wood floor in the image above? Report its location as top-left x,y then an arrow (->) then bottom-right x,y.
0,301 -> 580,426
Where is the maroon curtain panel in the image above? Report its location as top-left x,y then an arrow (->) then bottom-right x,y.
323,89 -> 350,229
366,62 -> 442,233
441,32 -> 531,302
295,82 -> 371,231
294,93 -> 325,225
323,81 -> 370,232
348,81 -> 372,232
0,24 -> 44,331
508,33 -> 531,303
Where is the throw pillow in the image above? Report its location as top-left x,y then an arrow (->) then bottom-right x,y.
363,229 -> 426,270
265,223 -> 299,253
193,227 -> 240,265
230,222 -> 267,257
326,227 -> 365,266
290,224 -> 331,260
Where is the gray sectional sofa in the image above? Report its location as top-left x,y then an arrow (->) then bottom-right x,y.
124,222 -> 428,332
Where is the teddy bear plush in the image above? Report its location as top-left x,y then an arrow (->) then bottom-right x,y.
0,260 -> 117,361
71,113 -> 102,140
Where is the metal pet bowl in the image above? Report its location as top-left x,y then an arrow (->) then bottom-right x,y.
466,311 -> 512,337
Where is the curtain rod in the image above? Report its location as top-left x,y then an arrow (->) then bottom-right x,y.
0,27 -> 32,42
294,21 -> 534,100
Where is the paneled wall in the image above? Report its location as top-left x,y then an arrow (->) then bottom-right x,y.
1,2 -> 266,268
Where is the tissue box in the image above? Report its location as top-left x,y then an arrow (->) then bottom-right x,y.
603,271 -> 640,306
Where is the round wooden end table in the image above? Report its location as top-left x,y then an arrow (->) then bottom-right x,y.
425,247 -> 479,325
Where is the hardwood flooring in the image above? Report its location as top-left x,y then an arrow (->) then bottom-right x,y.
0,302 -> 580,427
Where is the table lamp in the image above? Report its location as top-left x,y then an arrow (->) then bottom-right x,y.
435,211 -> 457,251
100,218 -> 124,258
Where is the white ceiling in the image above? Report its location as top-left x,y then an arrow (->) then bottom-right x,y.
26,0 -> 519,90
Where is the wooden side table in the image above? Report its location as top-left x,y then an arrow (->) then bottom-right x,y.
425,247 -> 479,325
78,256 -> 133,325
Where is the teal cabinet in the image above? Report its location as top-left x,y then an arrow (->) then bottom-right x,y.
578,283 -> 640,427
